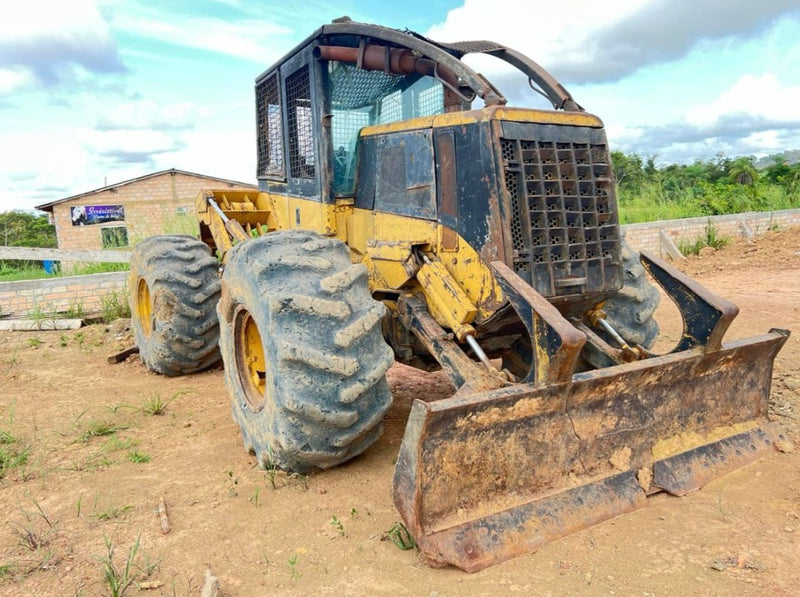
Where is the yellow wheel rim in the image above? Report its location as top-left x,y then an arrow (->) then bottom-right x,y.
136,278 -> 153,338
234,309 -> 266,411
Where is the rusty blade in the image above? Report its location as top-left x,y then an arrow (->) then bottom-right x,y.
393,329 -> 789,572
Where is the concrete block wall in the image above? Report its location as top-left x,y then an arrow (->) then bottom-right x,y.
0,272 -> 128,319
622,208 -> 800,255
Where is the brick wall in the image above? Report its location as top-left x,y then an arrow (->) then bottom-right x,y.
53,172 -> 256,250
0,272 -> 128,319
622,209 -> 800,255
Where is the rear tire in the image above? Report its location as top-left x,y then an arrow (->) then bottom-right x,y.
129,235 -> 221,376
218,230 -> 394,473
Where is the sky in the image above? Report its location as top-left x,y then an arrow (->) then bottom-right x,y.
1,0 -> 799,213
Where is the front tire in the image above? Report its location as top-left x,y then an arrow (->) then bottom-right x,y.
218,230 -> 394,473
129,235 -> 222,376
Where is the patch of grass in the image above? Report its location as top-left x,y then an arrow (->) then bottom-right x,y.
96,534 -> 159,597
8,496 -> 58,552
287,553 -> 300,580
99,290 -> 131,323
27,337 -> 42,349
90,495 -> 134,522
79,421 -> 127,443
59,334 -> 68,347
329,515 -> 345,537
126,449 -> 150,464
0,407 -> 30,479
678,222 -> 730,256
63,299 -> 86,320
224,469 -> 239,497
140,389 -> 187,416
383,521 -> 417,551
0,563 -> 13,578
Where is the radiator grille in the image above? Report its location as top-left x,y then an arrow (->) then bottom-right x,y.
501,133 -> 621,298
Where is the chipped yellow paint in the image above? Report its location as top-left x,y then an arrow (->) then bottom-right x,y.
417,259 -> 478,332
650,420 -> 759,460
198,190 -> 507,332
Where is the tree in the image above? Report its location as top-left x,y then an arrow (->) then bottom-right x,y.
0,211 -> 57,271
0,211 -> 56,247
727,156 -> 758,186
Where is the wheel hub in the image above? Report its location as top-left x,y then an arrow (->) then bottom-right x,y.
136,278 -> 153,337
234,308 -> 267,412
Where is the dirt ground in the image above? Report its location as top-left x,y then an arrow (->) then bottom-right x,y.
1,228 -> 799,596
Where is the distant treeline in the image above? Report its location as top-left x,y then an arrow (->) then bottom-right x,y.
612,151 -> 800,223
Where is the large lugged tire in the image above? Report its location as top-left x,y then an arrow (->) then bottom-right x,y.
129,235 -> 221,376
584,240 -> 660,369
218,230 -> 394,473
605,241 -> 660,348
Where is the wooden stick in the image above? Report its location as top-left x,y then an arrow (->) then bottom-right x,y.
156,496 -> 170,534
107,346 -> 139,364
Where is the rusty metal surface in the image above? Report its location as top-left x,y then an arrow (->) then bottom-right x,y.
491,261 -> 586,385
652,422 -> 788,496
397,295 -> 506,393
393,329 -> 789,571
640,251 -> 737,352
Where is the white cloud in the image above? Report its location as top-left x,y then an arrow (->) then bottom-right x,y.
427,0 -> 800,85
110,9 -> 293,63
0,0 -> 124,89
0,68 -> 35,95
686,74 -> 800,127
95,98 -> 198,131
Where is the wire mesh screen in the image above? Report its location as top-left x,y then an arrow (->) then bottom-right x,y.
329,62 -> 404,109
256,74 -> 284,177
286,66 -> 315,180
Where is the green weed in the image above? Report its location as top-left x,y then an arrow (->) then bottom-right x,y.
63,299 -> 86,320
140,389 -> 187,416
96,534 -> 159,597
249,487 -> 260,506
8,496 -> 57,552
678,222 -> 730,256
90,494 -> 133,522
126,450 -> 150,464
224,469 -> 239,497
329,515 -> 345,537
0,407 -> 30,479
383,521 -> 417,551
100,290 -> 131,323
27,338 -> 42,349
287,553 -> 300,580
59,334 -> 68,347
79,421 -> 127,443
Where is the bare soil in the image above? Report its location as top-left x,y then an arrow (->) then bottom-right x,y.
1,229 -> 799,596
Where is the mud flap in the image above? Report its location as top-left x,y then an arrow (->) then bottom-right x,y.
392,330 -> 789,572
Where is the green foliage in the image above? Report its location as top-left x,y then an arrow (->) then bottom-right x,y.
96,534 -> 159,597
100,290 -> 131,323
383,521 -> 417,551
140,389 -> 186,416
612,151 -> 800,224
678,222 -> 730,256
126,450 -> 150,464
0,211 -> 57,274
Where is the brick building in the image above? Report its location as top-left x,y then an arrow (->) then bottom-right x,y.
35,169 -> 256,250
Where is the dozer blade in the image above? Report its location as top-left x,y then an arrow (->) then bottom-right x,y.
393,329 -> 789,572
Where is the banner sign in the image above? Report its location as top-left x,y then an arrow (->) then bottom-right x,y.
70,205 -> 125,226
